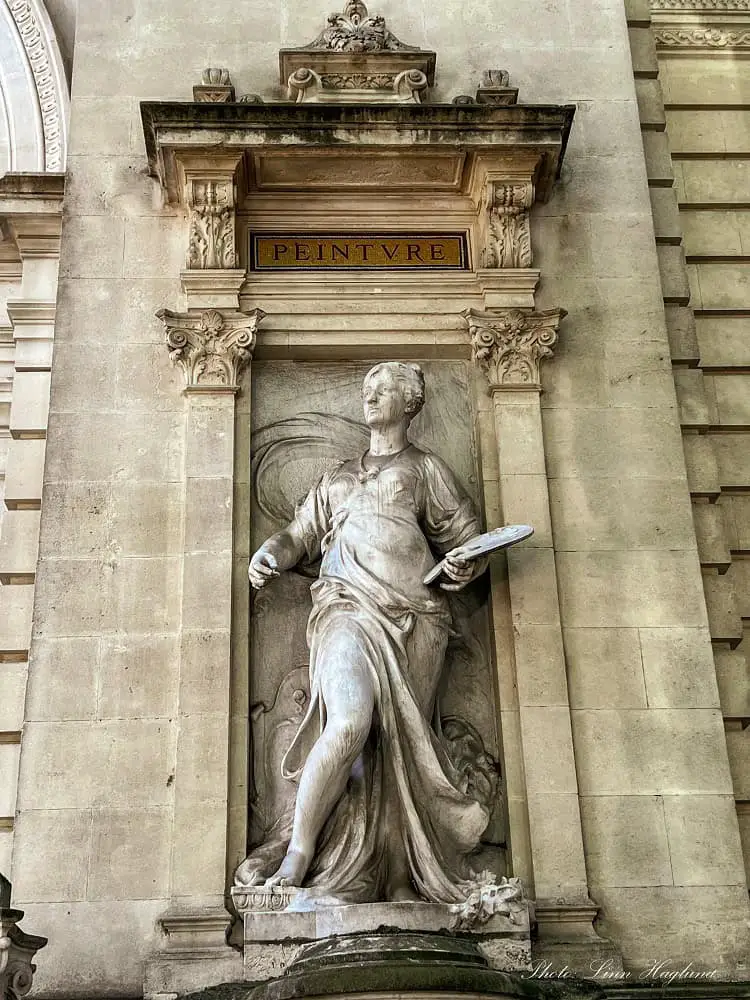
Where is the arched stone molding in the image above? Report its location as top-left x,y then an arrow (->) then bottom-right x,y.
0,0 -> 69,173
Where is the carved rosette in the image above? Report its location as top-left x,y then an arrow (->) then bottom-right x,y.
157,308 -> 266,392
482,182 -> 534,269
465,308 -> 565,390
186,179 -> 237,269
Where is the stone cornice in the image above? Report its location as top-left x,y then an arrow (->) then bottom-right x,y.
140,102 -> 575,207
157,308 -> 265,392
464,307 -> 565,390
5,300 -> 56,325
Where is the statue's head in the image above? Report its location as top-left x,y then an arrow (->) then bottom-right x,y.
362,362 -> 425,428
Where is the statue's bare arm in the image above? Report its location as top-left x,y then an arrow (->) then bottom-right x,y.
248,524 -> 307,590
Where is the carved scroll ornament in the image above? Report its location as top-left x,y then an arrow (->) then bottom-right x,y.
186,180 -> 237,269
465,308 -> 565,389
482,182 -> 534,269
0,898 -> 47,1000
157,308 -> 265,391
654,26 -> 750,47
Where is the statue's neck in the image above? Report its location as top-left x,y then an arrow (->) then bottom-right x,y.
368,425 -> 409,457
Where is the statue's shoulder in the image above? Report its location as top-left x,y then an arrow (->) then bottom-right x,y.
414,446 -> 448,472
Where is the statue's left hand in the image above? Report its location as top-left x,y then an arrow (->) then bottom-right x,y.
439,549 -> 474,592
249,549 -> 280,590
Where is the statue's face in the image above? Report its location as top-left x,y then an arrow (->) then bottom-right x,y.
362,369 -> 408,429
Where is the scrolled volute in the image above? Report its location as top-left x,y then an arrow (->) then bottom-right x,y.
464,307 -> 565,389
157,307 -> 266,392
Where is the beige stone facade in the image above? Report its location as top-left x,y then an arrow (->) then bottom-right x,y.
0,0 -> 748,997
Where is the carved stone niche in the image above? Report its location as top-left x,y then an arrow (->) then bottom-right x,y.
279,0 -> 436,104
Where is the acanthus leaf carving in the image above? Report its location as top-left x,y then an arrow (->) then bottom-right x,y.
464,307 -> 565,389
481,182 -> 534,269
186,180 -> 237,269
300,0 -> 418,53
157,308 -> 266,391
193,68 -> 236,103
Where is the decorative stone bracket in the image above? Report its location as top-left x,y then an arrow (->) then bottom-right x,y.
0,878 -> 47,1000
464,307 -> 565,388
480,181 -> 535,270
157,307 -> 265,392
186,178 -> 237,270
176,151 -> 245,277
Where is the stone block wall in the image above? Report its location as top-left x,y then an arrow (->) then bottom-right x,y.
2,0 -> 749,995
644,0 -> 750,897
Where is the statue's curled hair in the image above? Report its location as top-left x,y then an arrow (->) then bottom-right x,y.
364,362 -> 426,417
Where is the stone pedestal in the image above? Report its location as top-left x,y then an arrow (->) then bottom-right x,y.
247,932 -> 593,1000
231,894 -> 532,983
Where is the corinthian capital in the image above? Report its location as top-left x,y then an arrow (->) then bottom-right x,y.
464,307 -> 565,390
157,308 -> 265,392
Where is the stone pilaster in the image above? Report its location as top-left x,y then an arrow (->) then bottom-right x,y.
149,307 -> 263,973
466,307 -> 617,967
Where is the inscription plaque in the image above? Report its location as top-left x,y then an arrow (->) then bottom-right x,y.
251,233 -> 469,271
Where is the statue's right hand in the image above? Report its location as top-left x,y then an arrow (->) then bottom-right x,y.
248,550 -> 280,590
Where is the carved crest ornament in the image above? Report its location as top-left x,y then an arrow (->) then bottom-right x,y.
281,0 -> 435,103
301,0 -> 418,53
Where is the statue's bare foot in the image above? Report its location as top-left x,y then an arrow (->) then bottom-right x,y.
264,849 -> 309,888
234,861 -> 267,888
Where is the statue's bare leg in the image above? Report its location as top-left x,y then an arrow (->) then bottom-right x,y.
265,631 -> 376,888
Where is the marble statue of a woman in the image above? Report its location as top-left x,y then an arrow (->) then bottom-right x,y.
235,362 -> 494,905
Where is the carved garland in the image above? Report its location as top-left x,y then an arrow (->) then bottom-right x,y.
465,308 -> 565,389
8,1 -> 65,170
157,308 -> 265,391
654,25 -> 750,46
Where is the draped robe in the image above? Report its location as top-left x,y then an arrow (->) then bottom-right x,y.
236,444 -> 491,903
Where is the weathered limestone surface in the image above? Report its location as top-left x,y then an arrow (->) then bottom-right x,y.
649,0 -> 750,908
4,0 -> 749,996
